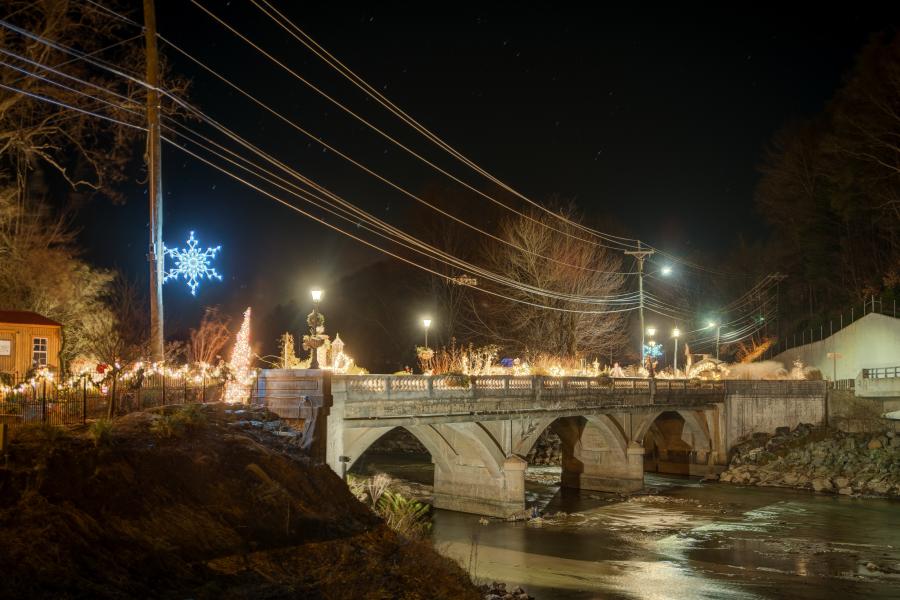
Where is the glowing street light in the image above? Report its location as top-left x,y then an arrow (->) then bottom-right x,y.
661,266 -> 673,276
422,317 -> 432,348
646,326 -> 657,338
311,289 -> 323,303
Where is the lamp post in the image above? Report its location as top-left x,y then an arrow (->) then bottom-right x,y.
672,327 -> 681,373
422,318 -> 432,348
707,321 -> 721,361
645,326 -> 656,375
309,288 -> 323,369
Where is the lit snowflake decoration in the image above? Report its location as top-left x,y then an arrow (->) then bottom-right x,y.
164,231 -> 222,296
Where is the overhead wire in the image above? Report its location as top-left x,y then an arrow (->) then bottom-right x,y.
0,14 -> 775,334
186,0 -> 642,254
246,0 -> 757,279
0,71 -> 639,315
154,33 -> 637,277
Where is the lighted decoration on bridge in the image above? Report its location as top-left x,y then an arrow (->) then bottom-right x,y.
164,231 -> 222,295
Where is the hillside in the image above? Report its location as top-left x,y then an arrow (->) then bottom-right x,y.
0,404 -> 481,599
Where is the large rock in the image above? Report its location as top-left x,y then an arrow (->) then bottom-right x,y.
834,476 -> 851,489
868,439 -> 883,450
812,478 -> 833,492
869,481 -> 892,495
838,487 -> 854,495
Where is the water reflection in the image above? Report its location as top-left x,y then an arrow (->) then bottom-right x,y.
356,456 -> 900,599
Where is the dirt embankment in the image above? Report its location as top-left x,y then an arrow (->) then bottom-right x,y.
0,405 -> 481,600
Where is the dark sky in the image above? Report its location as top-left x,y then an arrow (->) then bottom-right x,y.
80,3 -> 897,348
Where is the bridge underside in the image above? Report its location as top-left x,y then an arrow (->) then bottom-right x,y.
334,408 -> 727,518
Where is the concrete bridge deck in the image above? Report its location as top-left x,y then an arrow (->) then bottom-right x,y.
258,370 -> 827,517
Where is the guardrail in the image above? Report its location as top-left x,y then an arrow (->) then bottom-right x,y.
861,367 -> 900,379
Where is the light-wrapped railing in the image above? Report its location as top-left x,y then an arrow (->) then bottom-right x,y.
336,375 -> 727,400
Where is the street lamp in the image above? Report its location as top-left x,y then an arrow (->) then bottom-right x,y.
309,288 -> 323,369
646,326 -> 657,338
672,327 -> 681,373
661,266 -> 672,276
422,318 -> 432,348
707,320 -> 721,361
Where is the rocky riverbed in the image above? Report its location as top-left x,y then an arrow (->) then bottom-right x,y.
718,423 -> 900,497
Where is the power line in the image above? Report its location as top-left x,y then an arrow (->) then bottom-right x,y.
1,22 -> 776,333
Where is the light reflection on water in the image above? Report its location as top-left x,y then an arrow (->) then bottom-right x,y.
353,455 -> 900,600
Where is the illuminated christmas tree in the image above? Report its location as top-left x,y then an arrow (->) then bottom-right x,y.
224,307 -> 253,403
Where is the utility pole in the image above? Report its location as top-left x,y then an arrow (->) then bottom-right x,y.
144,0 -> 164,361
624,242 -> 654,364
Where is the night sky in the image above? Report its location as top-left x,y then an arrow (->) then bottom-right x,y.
79,3 -> 897,356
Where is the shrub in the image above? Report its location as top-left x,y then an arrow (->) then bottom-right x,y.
377,491 -> 432,539
150,404 -> 207,439
88,419 -> 113,447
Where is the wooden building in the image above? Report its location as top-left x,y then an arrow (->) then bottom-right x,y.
0,311 -> 63,381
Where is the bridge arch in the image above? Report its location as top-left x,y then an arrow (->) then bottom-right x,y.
516,414 -> 629,461
637,410 -> 713,476
343,425 -> 456,473
634,409 -> 711,451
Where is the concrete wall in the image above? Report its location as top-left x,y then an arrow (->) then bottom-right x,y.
855,376 -> 900,398
771,313 -> 900,380
723,381 -> 826,450
827,389 -> 900,433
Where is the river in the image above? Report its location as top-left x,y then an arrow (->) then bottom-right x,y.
353,454 -> 900,600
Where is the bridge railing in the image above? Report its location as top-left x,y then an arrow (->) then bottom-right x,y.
861,366 -> 900,379
337,375 -> 727,400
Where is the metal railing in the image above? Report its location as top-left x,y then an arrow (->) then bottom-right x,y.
0,374 -> 224,429
861,366 -> 900,379
831,379 -> 856,390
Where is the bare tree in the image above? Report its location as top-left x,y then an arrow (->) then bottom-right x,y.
0,2 -> 186,368
471,204 -> 629,359
79,272 -> 149,364
187,307 -> 231,364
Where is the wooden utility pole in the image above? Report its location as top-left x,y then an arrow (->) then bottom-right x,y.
144,0 -> 165,360
624,241 -> 654,364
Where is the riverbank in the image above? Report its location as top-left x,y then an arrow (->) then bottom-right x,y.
0,404 -> 481,599
718,423 -> 900,497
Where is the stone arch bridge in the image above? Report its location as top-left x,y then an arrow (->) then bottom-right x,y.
259,371 -> 826,517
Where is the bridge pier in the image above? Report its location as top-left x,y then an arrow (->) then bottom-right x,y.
433,455 -> 527,517
553,417 -> 645,493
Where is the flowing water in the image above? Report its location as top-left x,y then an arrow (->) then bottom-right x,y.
353,454 -> 900,600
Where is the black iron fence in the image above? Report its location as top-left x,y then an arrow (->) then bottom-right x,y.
0,372 -> 225,429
